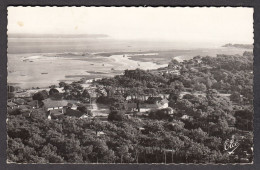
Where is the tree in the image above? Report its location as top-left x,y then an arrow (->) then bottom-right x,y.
40,144 -> 64,163
193,82 -> 207,92
174,99 -> 194,115
64,84 -> 73,91
71,82 -> 83,91
77,106 -> 92,116
82,89 -> 91,98
49,88 -> 59,96
235,109 -> 253,131
108,110 -> 126,121
49,85 -> 57,89
170,81 -> 184,91
169,90 -> 180,102
189,128 -> 208,143
59,81 -> 67,88
50,93 -> 63,100
117,145 -> 130,163
168,59 -> 179,68
230,92 -> 241,103
205,77 -> 213,89
32,90 -> 48,101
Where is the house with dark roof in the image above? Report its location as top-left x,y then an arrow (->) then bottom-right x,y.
42,99 -> 68,112
48,109 -> 64,120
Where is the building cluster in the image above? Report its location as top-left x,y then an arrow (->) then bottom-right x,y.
42,98 -> 89,120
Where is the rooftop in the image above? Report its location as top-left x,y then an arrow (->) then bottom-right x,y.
43,99 -> 68,108
49,109 -> 63,116
140,103 -> 161,109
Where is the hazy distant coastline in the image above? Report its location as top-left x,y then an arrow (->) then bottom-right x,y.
222,43 -> 253,49
8,33 -> 109,39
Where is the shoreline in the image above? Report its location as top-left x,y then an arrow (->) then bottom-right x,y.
7,47 -> 252,89
7,52 -> 168,89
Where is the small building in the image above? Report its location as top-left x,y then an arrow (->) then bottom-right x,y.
126,95 -> 150,101
169,70 -> 180,75
97,131 -> 105,137
138,103 -> 161,112
137,127 -> 145,131
48,109 -> 64,120
80,115 -> 89,119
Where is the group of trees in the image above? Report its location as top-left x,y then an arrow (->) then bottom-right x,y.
32,81 -> 92,102
7,108 -> 253,163
6,109 -> 244,163
7,52 -> 253,163
97,52 -> 253,163
96,52 -> 253,105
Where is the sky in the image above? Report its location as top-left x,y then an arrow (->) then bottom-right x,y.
8,7 -> 254,44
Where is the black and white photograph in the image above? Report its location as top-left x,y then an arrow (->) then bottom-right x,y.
6,7 -> 254,164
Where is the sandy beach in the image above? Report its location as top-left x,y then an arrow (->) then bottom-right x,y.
7,52 -> 167,89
